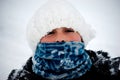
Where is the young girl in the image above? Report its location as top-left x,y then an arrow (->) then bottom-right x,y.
8,0 -> 120,80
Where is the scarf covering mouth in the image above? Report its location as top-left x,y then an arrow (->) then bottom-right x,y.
32,41 -> 92,80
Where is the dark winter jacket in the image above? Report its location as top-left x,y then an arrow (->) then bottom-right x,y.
7,50 -> 120,80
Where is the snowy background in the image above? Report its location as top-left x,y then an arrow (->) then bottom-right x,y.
0,0 -> 120,79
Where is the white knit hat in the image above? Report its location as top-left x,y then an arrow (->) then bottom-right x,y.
26,0 -> 96,52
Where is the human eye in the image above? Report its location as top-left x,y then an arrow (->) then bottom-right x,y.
47,31 -> 55,35
65,28 -> 75,32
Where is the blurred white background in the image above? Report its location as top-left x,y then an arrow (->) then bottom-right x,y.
0,0 -> 120,79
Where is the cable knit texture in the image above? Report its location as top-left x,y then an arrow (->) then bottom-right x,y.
32,41 -> 92,80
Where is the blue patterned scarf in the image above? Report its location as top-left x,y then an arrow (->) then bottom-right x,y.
32,41 -> 92,80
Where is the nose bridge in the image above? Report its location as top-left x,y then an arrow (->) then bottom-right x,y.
55,32 -> 67,42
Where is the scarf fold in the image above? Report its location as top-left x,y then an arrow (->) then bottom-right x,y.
32,41 -> 92,80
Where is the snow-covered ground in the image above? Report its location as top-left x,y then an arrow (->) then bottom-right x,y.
0,0 -> 120,79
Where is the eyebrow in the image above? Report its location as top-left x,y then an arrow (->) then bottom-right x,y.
56,27 -> 74,30
62,27 -> 74,30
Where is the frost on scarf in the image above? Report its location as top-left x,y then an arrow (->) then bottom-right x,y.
32,42 -> 92,80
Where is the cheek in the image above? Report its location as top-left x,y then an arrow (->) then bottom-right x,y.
68,33 -> 82,42
40,36 -> 55,42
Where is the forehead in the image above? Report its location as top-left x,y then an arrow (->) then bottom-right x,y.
51,27 -> 74,31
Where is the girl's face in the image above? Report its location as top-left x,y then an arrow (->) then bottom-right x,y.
40,27 -> 82,43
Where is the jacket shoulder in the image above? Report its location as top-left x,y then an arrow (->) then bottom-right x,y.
7,57 -> 45,80
86,50 -> 120,79
7,69 -> 34,80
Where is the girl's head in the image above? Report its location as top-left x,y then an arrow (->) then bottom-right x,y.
26,0 -> 95,52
